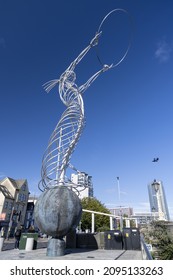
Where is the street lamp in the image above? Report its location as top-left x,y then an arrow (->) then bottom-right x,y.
116,177 -> 123,231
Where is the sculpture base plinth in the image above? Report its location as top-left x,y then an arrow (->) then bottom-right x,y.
46,238 -> 65,257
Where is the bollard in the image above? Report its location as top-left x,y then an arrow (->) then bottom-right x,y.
0,237 -> 5,251
25,237 -> 34,251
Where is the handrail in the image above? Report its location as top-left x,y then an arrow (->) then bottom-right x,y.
140,235 -> 153,260
83,208 -> 120,218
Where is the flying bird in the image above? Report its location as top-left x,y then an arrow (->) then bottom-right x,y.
152,157 -> 159,162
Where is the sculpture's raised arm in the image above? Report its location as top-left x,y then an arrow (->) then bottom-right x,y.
79,64 -> 113,94
43,32 -> 102,94
66,31 -> 102,72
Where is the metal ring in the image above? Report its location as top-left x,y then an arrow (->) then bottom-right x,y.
96,8 -> 133,68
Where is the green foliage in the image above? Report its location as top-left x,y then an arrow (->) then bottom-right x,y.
80,197 -> 111,232
159,242 -> 173,260
130,219 -> 136,228
144,221 -> 173,260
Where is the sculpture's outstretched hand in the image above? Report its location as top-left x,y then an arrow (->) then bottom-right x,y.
90,31 -> 102,46
79,63 -> 113,94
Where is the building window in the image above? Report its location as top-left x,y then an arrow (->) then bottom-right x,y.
9,202 -> 13,210
7,213 -> 11,221
15,204 -> 19,211
18,194 -> 22,201
17,193 -> 27,202
4,201 -> 8,209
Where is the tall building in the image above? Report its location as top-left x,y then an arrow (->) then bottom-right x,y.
131,212 -> 158,225
71,172 -> 93,199
148,179 -> 170,221
109,207 -> 133,217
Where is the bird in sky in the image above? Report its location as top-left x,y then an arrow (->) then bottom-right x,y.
152,157 -> 159,162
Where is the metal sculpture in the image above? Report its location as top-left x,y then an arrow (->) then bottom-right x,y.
35,8 -> 132,257
39,8 -> 131,194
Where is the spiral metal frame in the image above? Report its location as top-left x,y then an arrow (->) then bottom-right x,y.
39,9 -> 131,193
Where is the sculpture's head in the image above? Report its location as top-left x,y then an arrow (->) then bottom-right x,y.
60,70 -> 76,87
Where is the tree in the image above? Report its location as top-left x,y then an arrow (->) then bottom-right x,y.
80,197 -> 111,232
143,221 -> 173,260
151,221 -> 173,260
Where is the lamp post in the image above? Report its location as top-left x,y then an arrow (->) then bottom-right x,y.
117,177 -> 121,202
116,177 -> 123,231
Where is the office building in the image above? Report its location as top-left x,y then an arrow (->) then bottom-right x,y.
71,172 -> 93,199
148,179 -> 170,221
131,212 -> 158,225
109,206 -> 133,217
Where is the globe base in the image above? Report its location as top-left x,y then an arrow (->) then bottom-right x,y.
47,237 -> 65,257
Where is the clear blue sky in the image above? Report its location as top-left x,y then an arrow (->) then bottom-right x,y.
0,0 -> 173,219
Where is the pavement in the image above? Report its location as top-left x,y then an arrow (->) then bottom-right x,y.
1,237 -> 47,251
0,238 -> 142,260
0,248 -> 142,260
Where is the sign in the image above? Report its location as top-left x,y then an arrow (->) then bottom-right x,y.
0,213 -> 6,220
146,243 -> 153,252
107,234 -> 111,239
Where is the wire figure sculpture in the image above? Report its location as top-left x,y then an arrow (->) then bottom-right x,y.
39,9 -> 132,193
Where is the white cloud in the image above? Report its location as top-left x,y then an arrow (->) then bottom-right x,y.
155,40 -> 172,63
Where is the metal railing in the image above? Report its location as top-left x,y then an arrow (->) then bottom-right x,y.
82,209 -> 138,233
140,235 -> 153,260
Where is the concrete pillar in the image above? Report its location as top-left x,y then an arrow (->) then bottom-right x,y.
91,213 -> 95,233
110,216 -> 113,230
120,217 -> 123,231
125,219 -> 130,228
135,219 -> 138,228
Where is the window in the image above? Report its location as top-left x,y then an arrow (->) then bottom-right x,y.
7,213 -> 11,221
9,202 -> 13,210
18,193 -> 26,202
4,201 -> 8,209
15,204 -> 19,211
